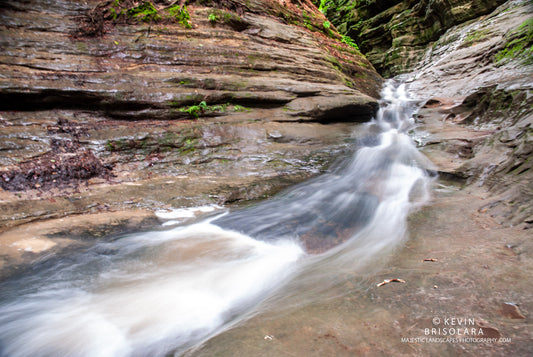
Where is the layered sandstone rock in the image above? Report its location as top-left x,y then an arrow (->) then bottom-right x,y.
316,0 -> 507,76
0,0 -> 382,218
0,0 -> 382,269
405,0 -> 533,228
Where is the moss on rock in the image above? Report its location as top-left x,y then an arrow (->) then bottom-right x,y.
494,18 -> 533,66
314,0 -> 508,76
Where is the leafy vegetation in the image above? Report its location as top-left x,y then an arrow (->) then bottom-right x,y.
208,12 -> 219,23
318,0 -> 330,14
173,101 -> 250,119
127,1 -> 160,22
341,35 -> 359,51
181,101 -> 209,118
106,0 -> 192,27
167,5 -> 192,28
322,20 -> 335,37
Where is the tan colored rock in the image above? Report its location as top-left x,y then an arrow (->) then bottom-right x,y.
0,0 -> 382,275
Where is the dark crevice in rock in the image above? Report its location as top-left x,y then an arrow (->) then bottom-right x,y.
313,105 -> 378,123
0,0 -> 383,250
0,90 -> 157,112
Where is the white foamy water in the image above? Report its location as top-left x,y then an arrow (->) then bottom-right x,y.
0,81 -> 434,356
155,204 -> 223,226
0,222 -> 303,357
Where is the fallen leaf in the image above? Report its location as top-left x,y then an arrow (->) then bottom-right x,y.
377,278 -> 405,287
423,258 -> 438,262
501,302 -> 526,319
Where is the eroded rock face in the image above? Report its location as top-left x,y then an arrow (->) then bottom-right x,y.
0,1 -> 382,194
0,0 -> 382,269
317,0 -> 507,76
404,0 -> 533,228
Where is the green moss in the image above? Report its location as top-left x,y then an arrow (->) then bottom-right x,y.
75,42 -> 88,52
106,137 -> 149,152
127,1 -> 160,23
461,28 -> 491,47
326,55 -> 341,70
343,77 -> 355,88
494,18 -> 533,66
332,43 -> 360,56
233,104 -> 251,112
302,10 -> 314,31
385,49 -> 401,62
106,140 -> 116,151
179,137 -> 199,154
206,8 -> 245,30
158,131 -> 179,148
105,129 -> 205,155
108,0 -> 191,28
176,101 -> 237,118
165,5 -> 191,28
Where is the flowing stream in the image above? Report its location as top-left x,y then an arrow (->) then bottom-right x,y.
0,82 -> 435,357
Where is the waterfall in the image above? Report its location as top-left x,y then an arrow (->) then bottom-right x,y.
0,81 -> 434,357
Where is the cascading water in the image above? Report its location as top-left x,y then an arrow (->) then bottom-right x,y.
0,82 -> 434,357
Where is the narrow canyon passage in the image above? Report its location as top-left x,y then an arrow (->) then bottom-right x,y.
0,82 -> 433,357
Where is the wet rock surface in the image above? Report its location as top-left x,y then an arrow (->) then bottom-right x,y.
191,187 -> 532,357
405,0 -> 533,229
316,0 -> 508,76
0,0 -> 531,355
0,0 -> 382,270
189,2 -> 533,356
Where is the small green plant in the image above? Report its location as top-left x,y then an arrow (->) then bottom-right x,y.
341,35 -> 360,51
106,140 -> 116,151
212,104 -> 228,112
322,20 -> 335,38
167,5 -> 191,28
109,7 -> 118,20
109,0 -> 121,19
318,0 -> 330,14
180,101 -> 208,118
208,12 -> 219,23
177,101 -> 233,118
